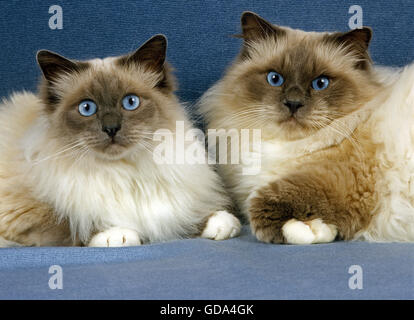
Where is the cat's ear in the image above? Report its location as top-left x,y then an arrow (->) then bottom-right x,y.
328,27 -> 373,69
118,34 -> 175,92
118,34 -> 167,73
37,50 -> 85,82
240,11 -> 284,41
238,12 -> 285,59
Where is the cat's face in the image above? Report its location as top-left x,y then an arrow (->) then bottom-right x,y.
37,35 -> 178,160
217,12 -> 380,140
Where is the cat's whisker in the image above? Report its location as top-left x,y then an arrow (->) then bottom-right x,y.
135,141 -> 154,154
215,109 -> 274,129
315,115 -> 366,166
130,130 -> 177,137
70,145 -> 90,167
31,141 -> 85,165
201,91 -> 238,98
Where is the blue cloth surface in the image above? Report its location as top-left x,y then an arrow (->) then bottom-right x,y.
0,0 -> 413,300
0,227 -> 413,300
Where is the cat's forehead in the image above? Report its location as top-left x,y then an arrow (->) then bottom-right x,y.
241,28 -> 355,76
248,29 -> 326,62
55,56 -> 161,100
72,65 -> 133,100
281,26 -> 327,41
88,56 -> 118,70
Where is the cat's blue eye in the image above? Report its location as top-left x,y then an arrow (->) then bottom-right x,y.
311,76 -> 330,90
267,71 -> 284,87
122,94 -> 140,111
78,100 -> 97,117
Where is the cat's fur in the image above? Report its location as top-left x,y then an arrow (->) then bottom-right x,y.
199,12 -> 414,244
0,35 -> 241,247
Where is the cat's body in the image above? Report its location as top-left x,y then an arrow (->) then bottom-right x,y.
0,35 -> 241,247
200,12 -> 414,243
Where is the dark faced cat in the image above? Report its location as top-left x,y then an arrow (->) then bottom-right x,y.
0,35 -> 241,247
200,12 -> 414,243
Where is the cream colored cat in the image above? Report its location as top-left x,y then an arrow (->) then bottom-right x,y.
0,35 -> 241,247
199,12 -> 414,244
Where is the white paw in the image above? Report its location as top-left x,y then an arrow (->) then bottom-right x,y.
201,210 -> 241,240
307,219 -> 338,243
282,218 -> 337,244
88,227 -> 141,247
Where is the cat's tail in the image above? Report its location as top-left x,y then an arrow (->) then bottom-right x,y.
0,236 -> 22,248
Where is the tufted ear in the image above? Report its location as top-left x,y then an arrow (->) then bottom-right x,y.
238,12 -> 285,59
118,34 -> 167,73
37,50 -> 87,82
240,11 -> 285,41
327,27 -> 373,69
117,34 -> 175,92
335,27 -> 372,49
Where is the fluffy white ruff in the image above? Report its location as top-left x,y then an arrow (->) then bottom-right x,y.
357,63 -> 414,241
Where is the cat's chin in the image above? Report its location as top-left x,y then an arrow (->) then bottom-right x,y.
280,116 -> 303,127
272,117 -> 314,141
93,143 -> 132,161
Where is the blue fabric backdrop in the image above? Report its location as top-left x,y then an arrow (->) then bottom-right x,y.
0,227 -> 413,299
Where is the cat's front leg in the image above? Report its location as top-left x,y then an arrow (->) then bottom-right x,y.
88,227 -> 141,247
248,175 -> 340,244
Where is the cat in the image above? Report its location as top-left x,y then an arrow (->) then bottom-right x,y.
0,34 -> 241,247
199,11 -> 414,244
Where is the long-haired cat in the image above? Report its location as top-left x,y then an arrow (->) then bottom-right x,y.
0,35 -> 241,247
199,12 -> 414,244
